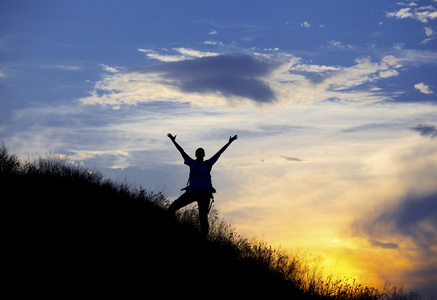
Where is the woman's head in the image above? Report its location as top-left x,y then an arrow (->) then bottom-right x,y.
195,148 -> 205,160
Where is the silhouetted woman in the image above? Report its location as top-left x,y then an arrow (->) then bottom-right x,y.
167,133 -> 238,237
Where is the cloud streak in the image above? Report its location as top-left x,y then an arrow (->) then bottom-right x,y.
280,156 -> 307,162
410,124 -> 437,138
369,240 -> 399,249
138,47 -> 220,62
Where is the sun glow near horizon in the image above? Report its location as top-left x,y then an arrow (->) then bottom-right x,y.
213,117 -> 437,294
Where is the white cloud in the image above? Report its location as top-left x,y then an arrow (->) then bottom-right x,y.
209,30 -> 218,35
0,70 -> 6,78
387,4 -> 437,23
425,27 -> 434,36
101,64 -> 119,73
387,7 -> 414,19
414,82 -> 433,94
381,55 -> 403,68
301,21 -> 311,28
379,69 -> 399,78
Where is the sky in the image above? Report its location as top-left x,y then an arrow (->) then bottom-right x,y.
1,0 -> 436,297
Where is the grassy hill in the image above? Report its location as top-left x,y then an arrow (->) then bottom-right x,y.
1,144 -> 416,299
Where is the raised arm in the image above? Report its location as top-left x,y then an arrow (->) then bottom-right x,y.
213,135 -> 238,160
167,133 -> 188,160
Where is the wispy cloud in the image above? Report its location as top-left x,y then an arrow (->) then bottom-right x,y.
325,40 -> 353,49
258,151 -> 307,163
45,64 -> 83,71
204,41 -> 224,46
173,47 -> 220,58
421,26 -> 436,44
138,49 -> 185,62
291,63 -> 341,72
276,55 -> 403,105
305,56 -> 401,89
138,47 -> 220,62
398,48 -> 437,65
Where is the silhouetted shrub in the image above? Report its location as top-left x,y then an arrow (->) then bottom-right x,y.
0,143 -> 21,174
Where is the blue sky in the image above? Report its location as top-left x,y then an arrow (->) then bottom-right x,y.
1,1 -> 436,298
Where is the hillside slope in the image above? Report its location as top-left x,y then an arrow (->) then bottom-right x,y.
2,146 -> 416,299
2,150 -> 301,298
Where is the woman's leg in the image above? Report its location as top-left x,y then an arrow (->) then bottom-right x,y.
197,193 -> 211,238
168,192 -> 195,214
